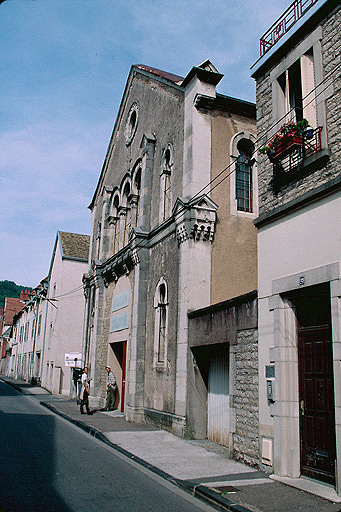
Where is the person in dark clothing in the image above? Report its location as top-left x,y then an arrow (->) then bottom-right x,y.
73,367 -> 82,404
80,367 -> 92,415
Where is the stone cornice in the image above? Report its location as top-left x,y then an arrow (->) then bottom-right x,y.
255,175 -> 341,228
194,93 -> 256,118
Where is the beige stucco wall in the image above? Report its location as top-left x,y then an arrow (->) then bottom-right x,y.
210,112 -> 257,304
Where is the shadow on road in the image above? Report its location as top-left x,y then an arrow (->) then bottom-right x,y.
0,383 -> 73,512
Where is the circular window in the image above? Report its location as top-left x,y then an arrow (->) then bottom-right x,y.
125,102 -> 139,145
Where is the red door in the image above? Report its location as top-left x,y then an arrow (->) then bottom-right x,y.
121,341 -> 127,413
298,325 -> 336,484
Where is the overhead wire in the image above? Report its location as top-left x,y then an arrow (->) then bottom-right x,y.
51,285 -> 84,300
126,62 -> 340,259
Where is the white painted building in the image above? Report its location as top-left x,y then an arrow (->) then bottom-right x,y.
41,231 -> 89,395
9,279 -> 48,383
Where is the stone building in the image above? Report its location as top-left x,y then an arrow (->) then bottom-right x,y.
251,0 -> 341,493
83,60 -> 257,459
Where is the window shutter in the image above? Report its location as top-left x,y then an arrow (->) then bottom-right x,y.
300,52 -> 317,127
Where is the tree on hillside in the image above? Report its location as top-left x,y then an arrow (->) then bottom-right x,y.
0,280 -> 32,307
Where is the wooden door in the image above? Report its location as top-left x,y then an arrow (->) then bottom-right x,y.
298,324 -> 336,484
121,341 -> 127,412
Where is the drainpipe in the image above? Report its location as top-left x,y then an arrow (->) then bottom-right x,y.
40,285 -> 50,384
82,277 -> 91,368
30,295 -> 39,384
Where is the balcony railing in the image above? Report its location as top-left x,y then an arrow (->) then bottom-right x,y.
272,126 -> 322,181
260,0 -> 318,57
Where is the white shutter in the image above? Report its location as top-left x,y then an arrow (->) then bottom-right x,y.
285,69 -> 292,122
301,52 -> 317,127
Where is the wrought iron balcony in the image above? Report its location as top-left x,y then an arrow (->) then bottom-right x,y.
260,0 -> 318,57
270,126 -> 326,188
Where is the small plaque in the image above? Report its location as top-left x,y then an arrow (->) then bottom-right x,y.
265,365 -> 275,379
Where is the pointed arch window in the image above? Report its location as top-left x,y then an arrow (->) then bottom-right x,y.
122,183 -> 131,247
160,144 -> 173,223
96,221 -> 101,259
132,163 -> 142,228
112,195 -> 120,254
154,278 -> 169,367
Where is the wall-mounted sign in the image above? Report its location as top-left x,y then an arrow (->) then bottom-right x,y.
65,353 -> 82,367
110,311 -> 129,332
112,290 -> 129,312
265,365 -> 275,379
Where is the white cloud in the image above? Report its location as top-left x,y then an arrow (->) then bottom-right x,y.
1,0 -> 291,285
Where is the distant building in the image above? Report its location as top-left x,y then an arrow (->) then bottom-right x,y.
9,278 -> 48,382
40,231 -> 90,395
252,0 -> 340,491
83,60 -> 258,461
0,295 -> 27,375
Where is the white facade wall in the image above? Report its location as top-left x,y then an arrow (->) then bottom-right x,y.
8,291 -> 47,382
258,191 -> 341,484
41,239 -> 87,395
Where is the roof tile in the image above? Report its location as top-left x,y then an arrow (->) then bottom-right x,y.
59,232 -> 90,260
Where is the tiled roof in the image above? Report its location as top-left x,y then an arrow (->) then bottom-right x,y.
59,232 -> 90,261
134,64 -> 184,85
3,298 -> 25,326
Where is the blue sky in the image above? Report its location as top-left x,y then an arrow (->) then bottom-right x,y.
1,0 -> 290,287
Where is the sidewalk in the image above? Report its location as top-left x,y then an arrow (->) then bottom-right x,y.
2,375 -> 341,512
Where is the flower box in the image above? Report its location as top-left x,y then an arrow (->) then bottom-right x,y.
259,119 -> 309,161
274,134 -> 303,159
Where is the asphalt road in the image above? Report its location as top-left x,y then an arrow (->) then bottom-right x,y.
0,380 -> 216,512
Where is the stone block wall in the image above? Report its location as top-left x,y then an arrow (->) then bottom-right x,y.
323,6 -> 341,174
144,232 -> 179,415
255,6 -> 340,218
232,328 -> 259,466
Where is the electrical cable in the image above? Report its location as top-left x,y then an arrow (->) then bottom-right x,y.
86,62 -> 340,280
51,285 -> 84,300
128,64 -> 340,258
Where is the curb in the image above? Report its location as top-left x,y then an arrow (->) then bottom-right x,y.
40,401 -> 254,512
1,378 -> 253,512
2,379 -> 24,394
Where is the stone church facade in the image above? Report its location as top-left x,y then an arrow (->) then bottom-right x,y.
83,60 -> 257,461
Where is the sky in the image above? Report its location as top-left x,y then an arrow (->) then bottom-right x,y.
1,0 -> 290,288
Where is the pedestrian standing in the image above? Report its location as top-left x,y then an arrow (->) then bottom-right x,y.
80,367 -> 93,415
72,367 -> 82,404
105,366 -> 117,411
